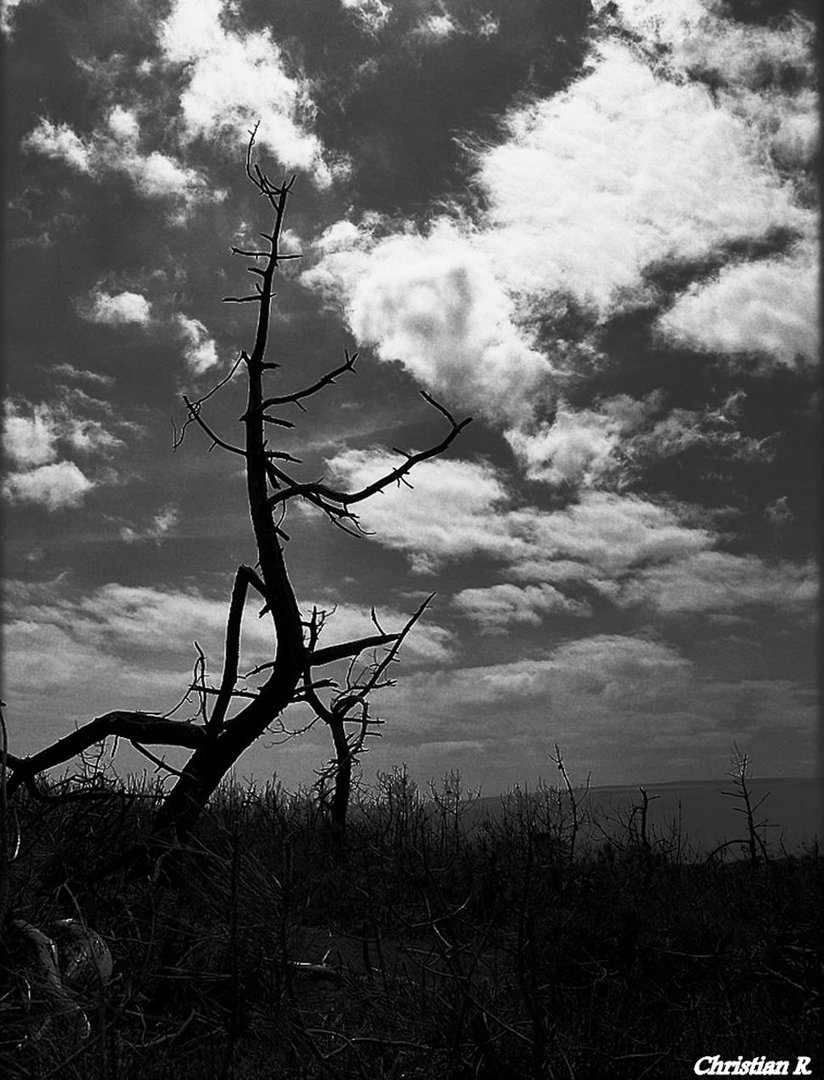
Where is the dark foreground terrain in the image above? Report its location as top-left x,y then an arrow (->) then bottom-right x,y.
1,769 -> 821,1079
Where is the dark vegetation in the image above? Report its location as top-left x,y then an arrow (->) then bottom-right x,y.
1,760 -> 820,1080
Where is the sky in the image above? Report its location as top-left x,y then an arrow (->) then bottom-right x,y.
1,0 -> 820,796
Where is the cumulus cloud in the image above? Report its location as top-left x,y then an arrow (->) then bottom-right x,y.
305,17 -> 815,460
3,401 -> 58,467
4,398 -> 122,461
505,403 -> 622,487
176,314 -> 220,375
23,109 -> 220,217
3,461 -> 93,510
3,398 -> 122,510
80,288 -> 152,326
475,41 -> 807,316
652,6 -> 818,175
22,119 -> 92,171
413,13 -> 458,42
327,449 -> 711,573
158,0 -> 344,187
453,582 -> 591,630
305,220 -> 549,421
324,450 -> 518,572
657,240 -> 818,367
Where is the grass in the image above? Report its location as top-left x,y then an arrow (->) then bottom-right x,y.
1,767 -> 820,1079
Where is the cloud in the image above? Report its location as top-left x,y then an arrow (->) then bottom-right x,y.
474,41 -> 808,317
3,401 -> 58,467
176,314 -> 220,375
51,365 -> 115,387
1,580 -> 275,737
505,402 -> 622,487
4,580 -> 274,671
120,505 -> 180,544
513,492 -> 712,579
341,0 -> 391,35
765,496 -> 793,529
3,461 -> 94,510
21,119 -> 92,171
306,598 -> 455,666
4,398 -> 123,461
657,240 -> 818,367
80,288 -> 153,326
304,21 -> 815,464
658,8 -> 818,176
619,552 -> 818,615
157,0 -> 344,187
324,451 -> 519,572
591,0 -> 709,43
413,13 -> 458,42
2,397 -> 123,510
411,634 -> 693,711
506,392 -> 772,488
305,220 -> 549,421
0,578 -> 452,758
325,447 -> 817,624
23,109 -> 222,218
453,582 -> 591,630
75,292 -> 223,376
327,449 -> 711,573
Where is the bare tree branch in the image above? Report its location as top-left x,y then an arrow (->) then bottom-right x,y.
6,713 -> 206,796
259,350 -> 358,412
181,396 -> 247,456
309,632 -> 400,668
207,565 -> 275,737
267,391 -> 471,513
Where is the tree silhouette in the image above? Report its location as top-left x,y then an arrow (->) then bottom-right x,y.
3,130 -> 471,850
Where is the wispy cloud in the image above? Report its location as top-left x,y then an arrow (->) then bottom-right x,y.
176,314 -> 221,376
341,0 -> 391,35
386,630 -> 816,780
618,551 -> 818,616
23,109 -> 221,218
2,397 -> 123,510
326,448 -> 816,623
506,393 -> 772,488
120,505 -> 180,545
158,0 -> 346,187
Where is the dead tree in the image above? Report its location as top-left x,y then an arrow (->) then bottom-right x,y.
3,129 -> 470,849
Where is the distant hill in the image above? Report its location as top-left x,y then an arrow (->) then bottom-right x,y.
469,776 -> 822,858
